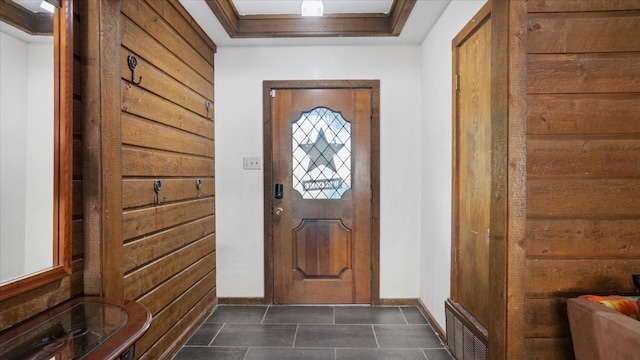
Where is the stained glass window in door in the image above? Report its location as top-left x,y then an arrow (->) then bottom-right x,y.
292,107 -> 351,199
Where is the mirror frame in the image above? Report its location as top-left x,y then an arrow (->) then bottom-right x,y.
0,0 -> 72,301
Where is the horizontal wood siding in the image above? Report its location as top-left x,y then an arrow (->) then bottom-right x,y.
0,1 -> 84,332
525,2 -> 640,358
120,1 -> 216,358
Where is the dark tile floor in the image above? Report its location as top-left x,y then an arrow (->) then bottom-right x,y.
173,305 -> 453,360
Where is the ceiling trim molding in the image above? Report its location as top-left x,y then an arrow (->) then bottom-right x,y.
205,0 -> 416,38
0,0 -> 54,35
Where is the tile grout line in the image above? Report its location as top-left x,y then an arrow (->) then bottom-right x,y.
176,306 -> 454,359
292,324 -> 299,348
399,305 -> 410,324
260,305 -> 270,324
371,324 -> 381,349
207,322 -> 225,347
421,348 -> 429,360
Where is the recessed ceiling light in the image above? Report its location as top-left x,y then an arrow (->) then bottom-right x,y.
301,0 -> 323,17
39,0 -> 55,13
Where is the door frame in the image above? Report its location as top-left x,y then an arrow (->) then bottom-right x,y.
262,80 -> 381,305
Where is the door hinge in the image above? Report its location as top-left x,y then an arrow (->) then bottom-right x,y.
455,74 -> 460,91
270,89 -> 276,97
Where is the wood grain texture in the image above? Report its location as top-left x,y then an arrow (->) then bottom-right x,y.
528,137 -> 640,176
528,12 -> 640,53
121,0 -> 213,83
121,147 -> 214,177
0,0 -> 81,329
134,270 -> 216,355
124,235 -> 215,299
527,94 -> 640,135
139,287 -> 216,360
529,0 -> 640,13
263,80 -> 380,305
136,259 -> 215,315
121,82 -> 214,139
500,0 -> 530,358
523,4 -> 640,356
163,0 -> 217,56
488,1 -> 509,357
272,87 -> 372,304
123,216 -> 215,272
452,12 -> 492,327
121,113 -> 214,157
527,219 -> 640,258
122,197 -> 215,241
118,1 -> 216,358
205,0 -> 415,38
525,259 -> 640,296
122,178 -> 215,209
527,178 -> 640,218
82,0 -> 124,298
119,51 -> 213,119
121,16 -> 213,99
0,259 -> 83,331
528,53 -> 640,94
523,337 -> 574,360
524,298 -> 571,338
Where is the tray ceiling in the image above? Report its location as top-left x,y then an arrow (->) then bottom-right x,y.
231,0 -> 395,15
204,0 -> 416,38
180,0 -> 462,47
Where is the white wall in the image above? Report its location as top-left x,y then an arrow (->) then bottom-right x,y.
214,0 -> 487,331
0,30 -> 29,282
215,45 -> 423,298
0,27 -> 54,282
419,0 -> 487,329
24,42 -> 54,274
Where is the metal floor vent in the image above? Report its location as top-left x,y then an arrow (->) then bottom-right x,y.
445,300 -> 488,360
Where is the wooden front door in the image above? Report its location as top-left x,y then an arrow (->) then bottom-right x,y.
452,9 -> 492,327
267,84 -> 375,304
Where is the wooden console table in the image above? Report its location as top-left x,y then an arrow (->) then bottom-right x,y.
0,297 -> 151,360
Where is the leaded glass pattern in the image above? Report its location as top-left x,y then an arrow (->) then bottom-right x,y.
292,107 -> 351,199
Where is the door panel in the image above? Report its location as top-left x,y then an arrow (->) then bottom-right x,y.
453,17 -> 492,326
293,219 -> 351,279
271,88 -> 372,304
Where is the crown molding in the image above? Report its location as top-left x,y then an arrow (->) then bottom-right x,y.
205,0 -> 416,38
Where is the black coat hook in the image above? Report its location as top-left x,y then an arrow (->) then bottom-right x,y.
128,55 -> 142,85
206,101 -> 212,120
154,180 -> 163,205
196,179 -> 203,198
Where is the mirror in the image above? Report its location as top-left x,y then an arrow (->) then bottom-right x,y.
0,0 -> 72,301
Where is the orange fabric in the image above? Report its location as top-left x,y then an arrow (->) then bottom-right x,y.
568,298 -> 640,360
579,295 -> 640,320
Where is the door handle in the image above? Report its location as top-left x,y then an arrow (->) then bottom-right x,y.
275,184 -> 283,199
274,207 -> 284,216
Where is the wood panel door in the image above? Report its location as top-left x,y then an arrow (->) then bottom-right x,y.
452,12 -> 492,327
269,86 -> 373,304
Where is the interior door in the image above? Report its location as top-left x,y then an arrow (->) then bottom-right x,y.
270,87 -> 372,304
452,15 -> 492,327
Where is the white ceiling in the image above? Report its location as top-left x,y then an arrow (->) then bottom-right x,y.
179,0 -> 455,47
11,0 -> 51,13
232,0 -> 394,16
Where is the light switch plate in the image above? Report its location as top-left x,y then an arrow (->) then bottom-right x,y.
243,157 -> 261,170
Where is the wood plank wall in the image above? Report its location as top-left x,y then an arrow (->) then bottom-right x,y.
0,1 -> 84,332
524,1 -> 640,358
119,1 -> 217,358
